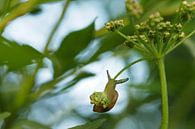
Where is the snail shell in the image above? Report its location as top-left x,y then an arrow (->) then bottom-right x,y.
93,90 -> 118,113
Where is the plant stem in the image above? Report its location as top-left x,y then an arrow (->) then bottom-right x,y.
166,30 -> 195,55
29,0 -> 71,100
44,0 -> 71,54
28,0 -> 71,100
0,0 -> 39,31
114,58 -> 146,79
157,58 -> 169,129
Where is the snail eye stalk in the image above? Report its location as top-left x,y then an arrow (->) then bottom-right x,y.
116,78 -> 129,84
106,70 -> 111,80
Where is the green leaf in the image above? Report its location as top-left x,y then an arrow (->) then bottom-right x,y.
53,21 -> 95,77
37,0 -> 63,4
90,33 -> 122,61
166,45 -> 194,93
0,0 -> 20,15
0,36 -> 43,70
0,112 -> 10,120
10,119 -> 51,129
69,119 -> 106,129
0,0 -> 6,14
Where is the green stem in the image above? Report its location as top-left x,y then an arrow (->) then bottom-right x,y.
115,30 -> 138,46
44,0 -> 71,54
0,0 -> 39,31
114,58 -> 146,79
166,30 -> 195,55
30,69 -> 76,100
115,30 -> 153,57
29,0 -> 71,100
30,0 -> 71,94
157,58 -> 169,129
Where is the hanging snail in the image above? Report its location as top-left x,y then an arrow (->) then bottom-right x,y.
90,70 -> 128,113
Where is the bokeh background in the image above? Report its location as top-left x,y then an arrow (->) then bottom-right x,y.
0,0 -> 195,129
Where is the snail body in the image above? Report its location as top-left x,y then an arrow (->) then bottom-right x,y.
90,71 -> 128,113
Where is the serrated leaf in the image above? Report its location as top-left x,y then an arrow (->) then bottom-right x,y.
0,112 -> 10,120
0,36 -> 43,70
53,21 -> 95,77
69,119 -> 106,129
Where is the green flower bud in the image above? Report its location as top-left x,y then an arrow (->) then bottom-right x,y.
157,22 -> 165,30
179,32 -> 185,38
124,40 -> 134,48
182,1 -> 188,6
164,21 -> 173,30
105,20 -> 124,31
125,0 -> 143,18
140,35 -> 146,40
178,0 -> 195,21
149,12 -> 164,23
135,24 -> 141,30
127,35 -> 138,42
139,35 -> 148,43
164,32 -> 170,38
175,23 -> 183,31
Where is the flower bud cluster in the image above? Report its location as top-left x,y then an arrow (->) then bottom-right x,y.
129,12 -> 185,46
105,0 -> 194,58
105,20 -> 124,31
125,0 -> 143,18
178,0 -> 195,21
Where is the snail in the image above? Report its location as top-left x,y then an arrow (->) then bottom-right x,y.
90,70 -> 128,113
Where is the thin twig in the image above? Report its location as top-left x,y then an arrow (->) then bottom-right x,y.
44,0 -> 71,54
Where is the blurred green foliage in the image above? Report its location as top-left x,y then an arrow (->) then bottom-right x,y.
69,119 -> 106,129
53,21 -> 95,77
0,36 -> 43,70
0,0 -> 195,129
